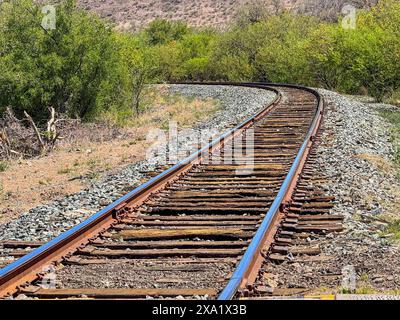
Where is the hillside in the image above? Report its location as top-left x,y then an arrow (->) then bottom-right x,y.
77,0 -> 378,31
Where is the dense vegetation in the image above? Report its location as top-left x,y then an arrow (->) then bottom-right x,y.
0,0 -> 144,122
0,0 -> 399,124
141,0 -> 400,102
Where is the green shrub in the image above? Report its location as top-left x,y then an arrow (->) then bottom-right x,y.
0,161 -> 8,172
182,57 -> 211,81
143,19 -> 189,46
308,1 -> 400,100
0,0 -> 133,121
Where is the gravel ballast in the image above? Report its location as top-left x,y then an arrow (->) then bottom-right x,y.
56,260 -> 235,292
261,89 -> 400,293
0,85 -> 276,246
316,90 -> 400,292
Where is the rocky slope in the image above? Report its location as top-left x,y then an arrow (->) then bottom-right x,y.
77,0 -> 378,31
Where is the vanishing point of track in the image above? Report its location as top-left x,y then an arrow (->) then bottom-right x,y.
0,83 -> 334,300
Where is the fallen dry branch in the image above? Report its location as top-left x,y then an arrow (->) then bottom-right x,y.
0,106 -> 126,161
23,107 -> 62,155
23,110 -> 45,153
0,107 -> 63,160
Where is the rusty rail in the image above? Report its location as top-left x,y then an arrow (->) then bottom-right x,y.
218,84 -> 324,299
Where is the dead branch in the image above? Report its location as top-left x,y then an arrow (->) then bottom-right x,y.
22,107 -> 62,154
23,110 -> 45,153
46,107 -> 60,149
9,149 -> 22,156
0,130 -> 11,159
47,107 -> 56,135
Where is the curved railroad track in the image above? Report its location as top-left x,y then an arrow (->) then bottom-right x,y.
0,83 -> 341,300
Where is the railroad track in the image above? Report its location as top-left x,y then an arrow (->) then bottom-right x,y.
0,83 -> 342,300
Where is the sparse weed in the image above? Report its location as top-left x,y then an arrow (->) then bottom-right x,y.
111,87 -> 219,131
360,273 -> 369,282
86,158 -> 99,170
379,109 -> 400,178
338,288 -> 354,294
58,167 -> 73,175
338,285 -> 376,295
2,191 -> 13,200
39,178 -> 52,185
0,182 -> 11,201
0,161 -> 8,172
381,219 -> 400,240
354,286 -> 377,294
385,89 -> 400,107
87,171 -> 101,180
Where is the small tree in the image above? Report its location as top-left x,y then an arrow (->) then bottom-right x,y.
234,0 -> 275,27
0,0 -> 129,122
130,53 -> 155,116
144,19 -> 188,46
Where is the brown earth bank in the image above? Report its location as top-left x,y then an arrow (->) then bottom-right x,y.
0,132 -> 146,224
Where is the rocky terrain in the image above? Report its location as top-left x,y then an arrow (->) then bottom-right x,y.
76,0 -> 378,31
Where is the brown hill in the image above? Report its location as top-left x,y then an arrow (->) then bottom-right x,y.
77,0 -> 378,31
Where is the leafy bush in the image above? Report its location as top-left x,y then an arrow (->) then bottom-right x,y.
253,13 -> 317,84
0,0 -> 133,121
308,4 -> 400,100
182,57 -> 211,81
0,161 -> 8,172
208,29 -> 256,81
143,19 -> 189,46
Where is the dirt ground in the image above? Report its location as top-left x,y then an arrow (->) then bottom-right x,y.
0,130 -> 147,224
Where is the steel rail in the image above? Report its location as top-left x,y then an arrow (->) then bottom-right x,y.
218,84 -> 324,300
0,83 -> 281,297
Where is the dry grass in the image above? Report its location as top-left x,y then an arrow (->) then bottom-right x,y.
354,153 -> 400,229
128,86 -> 219,129
0,161 -> 8,172
385,90 -> 400,107
354,153 -> 394,174
380,219 -> 400,241
375,109 -> 400,225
